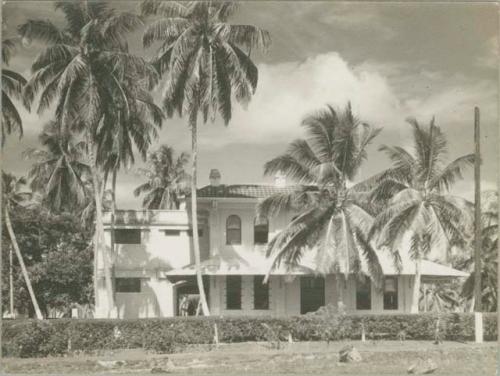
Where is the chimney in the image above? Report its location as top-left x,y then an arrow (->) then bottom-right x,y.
209,169 -> 221,187
274,170 -> 286,187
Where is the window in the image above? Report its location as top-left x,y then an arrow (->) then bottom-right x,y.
187,229 -> 203,237
226,215 -> 241,245
383,277 -> 398,310
114,229 -> 141,244
115,278 -> 141,293
254,276 -> 269,310
254,217 -> 269,245
163,229 -> 181,236
226,276 -> 242,309
356,278 -> 371,310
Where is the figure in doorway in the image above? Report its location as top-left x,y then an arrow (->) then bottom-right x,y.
179,295 -> 189,317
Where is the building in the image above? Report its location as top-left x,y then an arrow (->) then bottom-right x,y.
95,170 -> 468,319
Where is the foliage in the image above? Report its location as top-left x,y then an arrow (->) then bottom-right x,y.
1,206 -> 92,317
24,121 -> 90,213
2,313 -> 497,357
134,145 -> 191,209
369,118 -> 474,267
257,103 -> 384,288
460,190 -> 498,311
2,37 -> 26,145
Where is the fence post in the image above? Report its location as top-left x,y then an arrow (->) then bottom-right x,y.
361,322 -> 366,342
474,312 -> 483,343
214,323 -> 219,348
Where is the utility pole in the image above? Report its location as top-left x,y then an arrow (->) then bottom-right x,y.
9,245 -> 15,318
474,107 -> 482,312
473,107 -> 483,343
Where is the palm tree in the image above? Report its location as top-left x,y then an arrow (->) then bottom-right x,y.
134,145 -> 191,209
2,37 -> 26,145
369,118 -> 474,313
1,172 -> 43,319
257,103 -> 384,311
141,0 -> 270,315
461,191 -> 498,312
19,0 -> 159,317
24,121 -> 90,213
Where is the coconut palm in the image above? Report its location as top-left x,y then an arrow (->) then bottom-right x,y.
461,191 -> 498,312
1,172 -> 43,319
369,118 -> 474,313
24,121 -> 90,213
141,0 -> 270,315
257,103 -> 384,311
2,37 -> 26,145
134,145 -> 191,209
18,0 -> 159,317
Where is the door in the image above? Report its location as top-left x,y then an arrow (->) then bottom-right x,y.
300,276 -> 325,314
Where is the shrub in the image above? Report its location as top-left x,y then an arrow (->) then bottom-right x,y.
2,312 -> 497,357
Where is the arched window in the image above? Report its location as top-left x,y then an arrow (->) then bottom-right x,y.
226,215 -> 242,245
254,217 -> 269,245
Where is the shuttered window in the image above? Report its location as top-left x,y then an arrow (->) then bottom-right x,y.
226,215 -> 241,245
383,277 -> 398,310
115,278 -> 141,293
253,276 -> 269,309
114,229 -> 141,244
226,276 -> 242,309
356,278 -> 371,310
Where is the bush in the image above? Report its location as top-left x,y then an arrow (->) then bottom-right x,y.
2,312 -> 497,358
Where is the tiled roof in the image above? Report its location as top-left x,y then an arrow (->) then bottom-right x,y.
196,184 -> 298,199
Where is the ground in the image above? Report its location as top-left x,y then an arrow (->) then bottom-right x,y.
2,341 -> 496,375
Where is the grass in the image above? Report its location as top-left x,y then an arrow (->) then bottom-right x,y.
1,340 -> 496,375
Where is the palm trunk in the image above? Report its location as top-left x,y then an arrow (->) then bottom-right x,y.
190,115 -> 210,316
88,136 -> 115,317
110,167 -> 118,315
4,207 -> 43,319
336,275 -> 345,313
411,256 -> 422,313
9,245 -> 15,317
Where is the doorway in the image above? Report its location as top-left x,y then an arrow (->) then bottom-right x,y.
300,276 -> 325,314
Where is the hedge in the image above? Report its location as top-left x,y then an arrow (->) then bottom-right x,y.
2,312 -> 497,358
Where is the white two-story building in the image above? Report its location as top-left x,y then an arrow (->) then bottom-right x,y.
95,170 -> 467,319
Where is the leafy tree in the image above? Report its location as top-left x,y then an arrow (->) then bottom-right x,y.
257,103 -> 383,311
461,191 -> 498,312
2,37 -> 26,145
19,0 -> 160,317
1,205 -> 92,317
24,121 -> 90,213
134,145 -> 191,209
141,0 -> 270,315
369,118 -> 474,312
1,172 -> 43,319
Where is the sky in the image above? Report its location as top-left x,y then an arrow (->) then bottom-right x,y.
1,1 -> 498,209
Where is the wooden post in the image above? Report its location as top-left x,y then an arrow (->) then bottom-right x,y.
361,322 -> 366,342
213,323 -> 219,348
474,107 -> 482,313
473,107 -> 483,343
9,245 -> 15,317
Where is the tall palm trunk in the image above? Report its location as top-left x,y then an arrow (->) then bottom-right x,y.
9,245 -> 14,317
411,255 -> 422,313
4,207 -> 43,319
336,275 -> 345,313
88,135 -> 115,317
110,167 -> 118,314
190,114 -> 210,315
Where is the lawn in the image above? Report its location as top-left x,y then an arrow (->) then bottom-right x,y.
1,340 -> 496,375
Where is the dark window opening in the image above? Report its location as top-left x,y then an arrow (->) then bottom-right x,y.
226,215 -> 241,245
356,278 -> 371,310
187,229 -> 203,237
253,275 -> 269,310
226,275 -> 242,310
383,277 -> 398,310
163,229 -> 181,236
116,278 -> 141,293
114,229 -> 141,244
254,217 -> 269,245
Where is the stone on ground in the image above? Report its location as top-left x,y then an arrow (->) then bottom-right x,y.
338,345 -> 362,363
407,359 -> 438,374
96,360 -> 125,368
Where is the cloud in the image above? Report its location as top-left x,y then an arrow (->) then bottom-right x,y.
476,36 -> 498,69
198,52 -> 406,147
